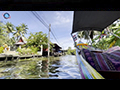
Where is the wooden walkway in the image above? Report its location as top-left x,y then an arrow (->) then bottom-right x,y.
0,54 -> 42,62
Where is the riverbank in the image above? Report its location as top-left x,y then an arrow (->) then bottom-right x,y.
0,54 -> 42,61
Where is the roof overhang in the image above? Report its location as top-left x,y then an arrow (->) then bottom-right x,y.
72,11 -> 120,33
14,42 -> 26,45
53,43 -> 62,49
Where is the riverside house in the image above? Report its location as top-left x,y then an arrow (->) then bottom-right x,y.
14,36 -> 27,49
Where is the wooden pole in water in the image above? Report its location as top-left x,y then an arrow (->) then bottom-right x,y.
48,24 -> 51,57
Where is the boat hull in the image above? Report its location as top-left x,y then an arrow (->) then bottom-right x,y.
76,48 -> 104,79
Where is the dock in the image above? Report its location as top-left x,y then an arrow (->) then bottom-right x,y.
0,54 -> 42,62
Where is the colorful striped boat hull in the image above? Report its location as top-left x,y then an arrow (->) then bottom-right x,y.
76,48 -> 104,79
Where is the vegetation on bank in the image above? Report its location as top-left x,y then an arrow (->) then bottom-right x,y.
0,46 -> 4,53
17,46 -> 39,55
26,31 -> 54,52
0,21 -> 28,48
0,21 -> 54,54
66,47 -> 76,55
91,24 -> 120,50
77,19 -> 120,50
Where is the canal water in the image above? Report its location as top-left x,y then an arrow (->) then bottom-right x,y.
0,55 -> 81,79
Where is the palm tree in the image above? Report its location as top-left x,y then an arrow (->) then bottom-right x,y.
14,26 -> 22,40
3,22 -> 15,38
13,23 -> 28,40
20,23 -> 28,37
0,22 -> 9,46
7,37 -> 16,47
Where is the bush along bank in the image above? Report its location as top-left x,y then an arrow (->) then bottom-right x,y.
17,46 -> 39,55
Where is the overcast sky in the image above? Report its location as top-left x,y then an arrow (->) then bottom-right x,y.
0,11 -> 75,50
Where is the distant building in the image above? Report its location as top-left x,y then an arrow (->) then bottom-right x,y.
53,43 -> 62,52
14,36 -> 27,49
42,43 -> 62,56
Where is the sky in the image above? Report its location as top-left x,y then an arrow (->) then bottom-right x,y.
0,11 -> 75,50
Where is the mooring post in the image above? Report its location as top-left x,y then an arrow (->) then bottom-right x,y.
17,56 -> 19,62
11,55 -> 14,61
4,55 -> 8,62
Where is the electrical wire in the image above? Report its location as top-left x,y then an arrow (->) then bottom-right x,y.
31,11 -> 61,46
37,11 -> 59,41
31,11 -> 49,30
34,11 -> 49,29
51,30 -> 61,45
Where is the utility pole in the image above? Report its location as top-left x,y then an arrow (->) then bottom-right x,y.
48,24 -> 51,57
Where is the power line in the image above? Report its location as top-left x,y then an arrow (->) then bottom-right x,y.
51,26 -> 60,43
37,12 -> 50,27
51,30 -> 61,45
31,11 -> 61,46
26,11 -> 44,30
34,11 -> 49,29
38,12 -> 59,40
31,11 -> 49,30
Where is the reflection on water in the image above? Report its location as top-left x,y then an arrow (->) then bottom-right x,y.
0,55 -> 81,79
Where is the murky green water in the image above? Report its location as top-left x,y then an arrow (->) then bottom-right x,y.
0,55 -> 81,79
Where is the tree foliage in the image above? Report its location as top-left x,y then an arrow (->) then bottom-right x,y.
77,31 -> 101,40
66,47 -> 76,55
27,31 -> 48,49
76,19 -> 120,50
0,46 -> 4,53
92,21 -> 120,50
26,31 -> 55,51
14,23 -> 28,40
3,22 -> 16,37
17,46 -> 39,55
0,21 -> 28,48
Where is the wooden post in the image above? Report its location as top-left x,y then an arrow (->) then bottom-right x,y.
48,24 -> 51,57
40,45 -> 43,56
17,56 -> 19,62
4,55 -> 8,62
11,55 -> 14,61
